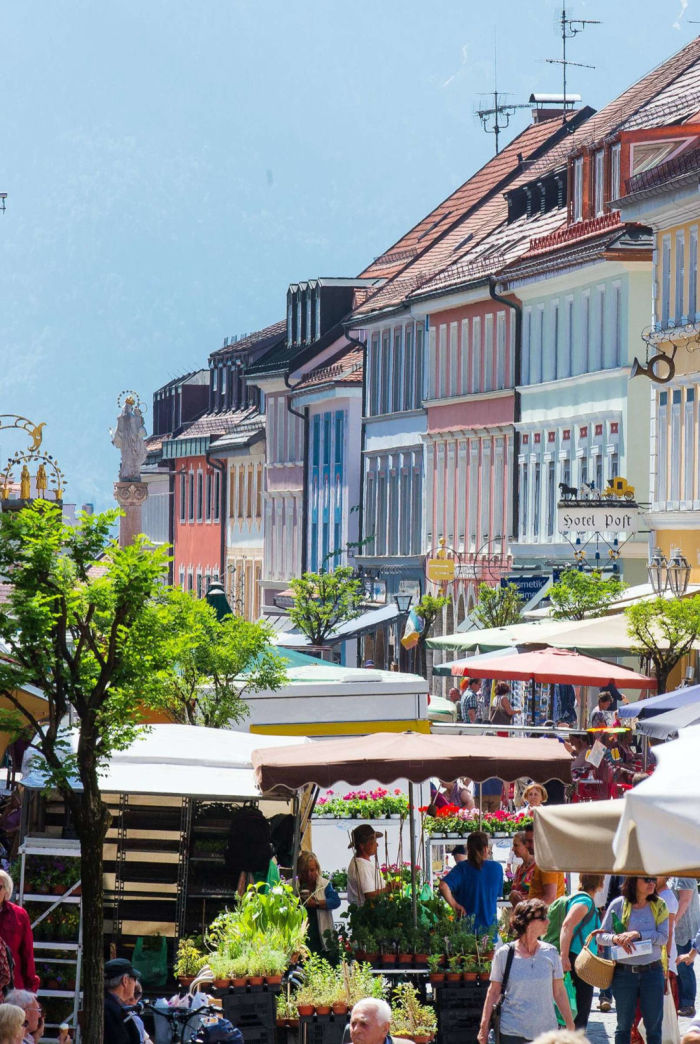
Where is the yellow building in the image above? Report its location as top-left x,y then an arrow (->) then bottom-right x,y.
617,125 -> 700,581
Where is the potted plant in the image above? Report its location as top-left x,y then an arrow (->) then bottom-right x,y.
390,983 -> 437,1044
477,960 -> 491,982
463,957 -> 478,982
427,954 -> 444,985
174,938 -> 206,986
295,979 -> 316,1017
229,952 -> 250,989
208,954 -> 233,990
446,955 -> 462,983
259,945 -> 287,985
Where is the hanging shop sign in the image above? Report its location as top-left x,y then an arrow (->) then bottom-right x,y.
557,504 -> 640,535
424,538 -> 460,585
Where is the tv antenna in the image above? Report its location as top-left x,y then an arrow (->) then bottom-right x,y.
477,39 -> 529,155
545,5 -> 600,128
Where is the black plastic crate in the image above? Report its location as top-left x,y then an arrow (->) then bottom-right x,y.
222,988 -> 280,1044
299,1012 -> 349,1044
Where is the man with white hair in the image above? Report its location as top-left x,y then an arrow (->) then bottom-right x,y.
5,989 -> 70,1044
349,999 -> 411,1044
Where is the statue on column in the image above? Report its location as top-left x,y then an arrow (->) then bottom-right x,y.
111,395 -> 147,481
111,392 -> 149,547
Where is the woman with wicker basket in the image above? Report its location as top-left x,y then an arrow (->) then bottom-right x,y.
478,898 -> 574,1044
597,876 -> 669,1044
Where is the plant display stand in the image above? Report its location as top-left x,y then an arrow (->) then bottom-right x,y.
221,984 -> 282,1044
433,979 -> 486,1044
19,837 -> 82,1044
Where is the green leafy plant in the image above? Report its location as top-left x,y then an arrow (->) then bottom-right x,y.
288,567 -> 363,646
626,595 -> 700,693
174,938 -> 206,978
473,582 -> 524,629
390,982 -> 437,1040
548,568 -> 626,621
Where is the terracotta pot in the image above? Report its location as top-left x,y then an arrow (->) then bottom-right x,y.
480,972 -> 490,981
398,954 -> 412,965
463,972 -> 477,982
248,976 -> 264,986
46,978 -> 60,990
381,955 -> 395,965
446,973 -> 461,983
277,1019 -> 287,1027
355,950 -> 368,962
365,953 -> 379,964
315,1006 -> 331,1015
414,953 -> 428,965
429,973 -> 445,984
232,976 -> 248,989
54,883 -> 67,895
178,976 -> 195,987
72,885 -> 82,896
265,974 -> 283,985
332,1003 -> 348,1015
297,1005 -> 314,1017
412,1036 -> 433,1044
288,1019 -> 300,1028
213,979 -> 230,989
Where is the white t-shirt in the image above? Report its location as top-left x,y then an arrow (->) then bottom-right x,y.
347,855 -> 382,907
490,941 -> 563,1040
659,886 -> 680,966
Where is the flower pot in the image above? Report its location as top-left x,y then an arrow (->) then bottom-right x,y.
265,974 -> 283,985
480,972 -> 490,982
355,950 -> 368,962
365,953 -> 379,965
277,1019 -> 287,1027
381,956 -> 395,967
315,1006 -> 331,1015
248,976 -> 264,986
72,885 -> 82,896
412,1036 -> 433,1044
297,1005 -> 314,1017
288,1019 -> 300,1029
232,976 -> 248,989
446,973 -> 461,983
429,973 -> 445,985
213,978 -> 231,989
463,972 -> 477,982
54,883 -> 67,895
46,978 -> 60,990
332,1003 -> 348,1015
414,953 -> 428,965
398,953 -> 413,965
178,977 -> 195,987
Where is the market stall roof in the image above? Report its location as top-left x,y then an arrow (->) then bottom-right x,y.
428,612 -> 699,657
534,799 -> 700,875
22,724 -> 311,800
634,700 -> 700,739
430,647 -> 655,689
251,731 -> 572,792
613,724 -> 700,874
247,662 -> 428,699
525,582 -> 700,620
617,682 -> 700,719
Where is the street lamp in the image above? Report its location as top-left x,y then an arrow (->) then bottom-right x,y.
647,546 -> 691,597
667,547 -> 691,597
647,547 -> 668,595
394,593 -> 413,615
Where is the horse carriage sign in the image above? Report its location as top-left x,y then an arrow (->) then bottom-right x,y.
557,475 -> 640,536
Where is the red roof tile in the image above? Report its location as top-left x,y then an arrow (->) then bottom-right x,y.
173,406 -> 258,440
210,320 -> 286,361
293,347 -> 364,391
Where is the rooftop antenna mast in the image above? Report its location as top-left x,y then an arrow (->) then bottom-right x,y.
545,5 -> 599,129
477,37 -> 529,155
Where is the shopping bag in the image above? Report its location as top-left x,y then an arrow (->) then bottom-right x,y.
555,972 -> 578,1026
637,987 -> 680,1044
133,935 -> 168,987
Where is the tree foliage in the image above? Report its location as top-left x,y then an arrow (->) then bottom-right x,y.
548,568 -> 626,621
412,593 -> 449,676
288,567 -> 363,646
147,589 -> 288,727
625,595 -> 700,694
0,502 -> 174,1043
472,582 -> 524,629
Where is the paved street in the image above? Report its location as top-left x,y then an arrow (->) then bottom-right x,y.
585,984 -> 698,1042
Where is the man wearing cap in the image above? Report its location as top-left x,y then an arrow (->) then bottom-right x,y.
347,825 -> 392,907
104,958 -> 141,1044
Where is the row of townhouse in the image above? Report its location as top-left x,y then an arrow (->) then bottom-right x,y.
141,35 -> 700,672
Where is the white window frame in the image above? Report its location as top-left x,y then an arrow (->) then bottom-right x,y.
573,156 -> 583,222
594,149 -> 605,216
676,230 -> 686,324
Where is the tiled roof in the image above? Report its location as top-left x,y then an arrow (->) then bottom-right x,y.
293,347 -> 364,391
501,223 -> 651,285
210,320 -> 286,361
247,321 -> 347,379
352,38 -> 700,321
209,412 -> 265,451
358,114 -> 575,284
173,405 -> 258,441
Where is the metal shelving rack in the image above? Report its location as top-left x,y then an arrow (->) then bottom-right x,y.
19,837 -> 82,1043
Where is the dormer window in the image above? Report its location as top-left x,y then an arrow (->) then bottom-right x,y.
573,156 -> 583,222
296,294 -> 302,345
610,144 -> 621,204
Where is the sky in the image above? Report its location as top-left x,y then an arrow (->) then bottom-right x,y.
0,0 -> 697,511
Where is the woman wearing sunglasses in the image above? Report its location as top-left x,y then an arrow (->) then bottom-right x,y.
599,876 -> 669,1044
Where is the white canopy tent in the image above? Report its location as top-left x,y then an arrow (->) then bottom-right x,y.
613,725 -> 700,874
21,724 -> 310,799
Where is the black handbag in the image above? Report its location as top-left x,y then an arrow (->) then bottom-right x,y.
490,943 -> 516,1044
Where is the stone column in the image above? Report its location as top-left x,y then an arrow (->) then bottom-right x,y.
114,481 -> 148,548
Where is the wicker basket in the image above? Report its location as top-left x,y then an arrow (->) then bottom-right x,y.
574,931 -> 615,989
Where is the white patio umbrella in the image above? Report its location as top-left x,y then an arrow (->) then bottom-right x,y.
613,724 -> 700,873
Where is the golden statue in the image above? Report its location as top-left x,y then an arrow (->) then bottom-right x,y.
20,465 -> 31,500
35,463 -> 47,498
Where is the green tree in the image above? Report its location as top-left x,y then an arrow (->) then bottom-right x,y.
148,588 -> 288,726
410,593 -> 449,676
472,582 -> 524,629
288,567 -> 363,646
0,502 -> 175,1042
548,568 -> 626,621
625,595 -> 700,694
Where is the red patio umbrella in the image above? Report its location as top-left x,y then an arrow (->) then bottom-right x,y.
452,646 -> 655,724
452,647 -> 655,689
